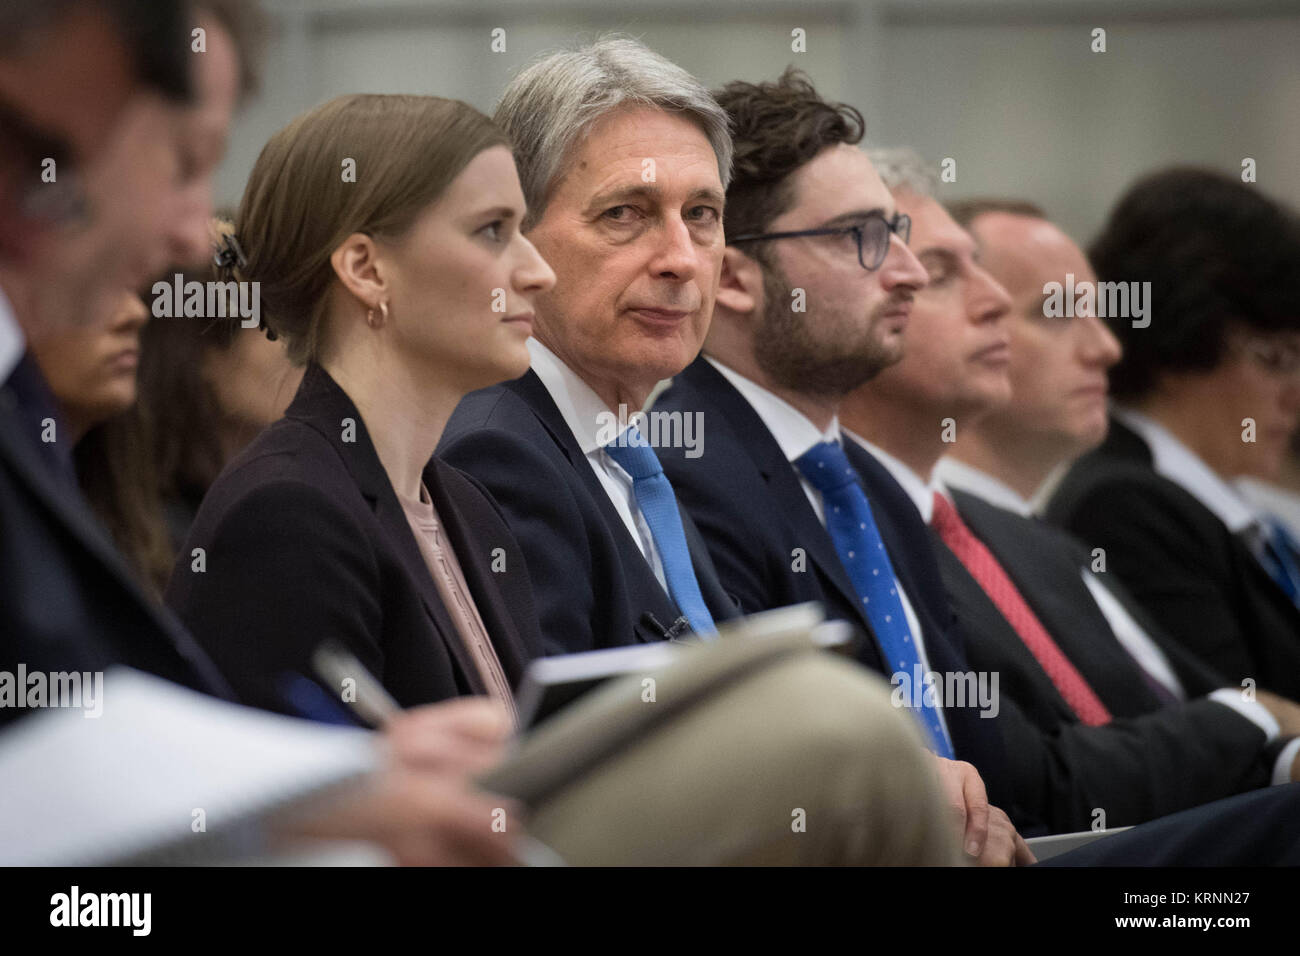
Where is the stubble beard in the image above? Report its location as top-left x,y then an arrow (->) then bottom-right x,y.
752,263 -> 905,401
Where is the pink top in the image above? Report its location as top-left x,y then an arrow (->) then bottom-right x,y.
398,484 -> 518,727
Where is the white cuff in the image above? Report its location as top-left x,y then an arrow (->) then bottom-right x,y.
1272,737 -> 1300,786
1208,687 -> 1279,741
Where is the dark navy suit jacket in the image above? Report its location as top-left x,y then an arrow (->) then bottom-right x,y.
439,369 -> 738,655
652,358 -> 1300,845
0,353 -> 231,727
934,487 -> 1275,828
1048,415 -> 1300,699
654,358 -> 1020,821
168,365 -> 542,717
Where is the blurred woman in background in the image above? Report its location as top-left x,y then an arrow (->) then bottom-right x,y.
144,219 -> 302,554
27,289 -> 171,596
28,226 -> 301,600
28,289 -> 149,445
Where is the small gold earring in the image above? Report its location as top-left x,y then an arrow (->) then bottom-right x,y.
366,308 -> 376,328
379,300 -> 389,322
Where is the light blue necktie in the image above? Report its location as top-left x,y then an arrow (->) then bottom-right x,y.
1258,514 -> 1300,609
604,426 -> 717,638
796,440 -> 954,758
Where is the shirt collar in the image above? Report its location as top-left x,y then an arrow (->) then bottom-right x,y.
0,285 -> 24,384
842,429 -> 939,523
527,337 -> 623,456
1114,406 -> 1259,533
933,456 -> 1034,517
705,356 -> 840,461
1235,476 -> 1300,527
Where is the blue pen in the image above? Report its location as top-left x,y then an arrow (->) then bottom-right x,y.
277,672 -> 361,727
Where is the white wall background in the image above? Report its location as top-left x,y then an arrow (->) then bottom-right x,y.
216,0 -> 1300,246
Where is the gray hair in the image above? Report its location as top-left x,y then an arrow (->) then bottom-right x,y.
493,34 -> 733,229
867,147 -> 939,198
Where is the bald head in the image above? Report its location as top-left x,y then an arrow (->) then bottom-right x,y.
968,212 -> 1094,310
962,210 -> 1120,466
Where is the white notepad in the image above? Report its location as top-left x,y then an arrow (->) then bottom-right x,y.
513,603 -> 850,727
0,668 -> 381,865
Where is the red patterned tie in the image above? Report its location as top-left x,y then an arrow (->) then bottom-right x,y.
931,491 -> 1112,726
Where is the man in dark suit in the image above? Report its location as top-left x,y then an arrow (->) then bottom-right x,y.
837,150 -> 1300,826
655,63 -> 1300,849
940,196 -> 1300,723
650,76 -> 1300,860
440,38 -> 740,654
1042,169 -> 1300,701
651,70 -> 1042,864
0,0 -> 193,263
0,0 -> 231,715
0,2 -> 536,867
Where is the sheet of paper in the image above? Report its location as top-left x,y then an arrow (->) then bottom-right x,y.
0,668 -> 380,865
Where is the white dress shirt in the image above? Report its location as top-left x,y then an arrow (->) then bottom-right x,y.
707,358 -> 840,520
1235,477 -> 1300,546
526,337 -> 667,592
0,285 -> 24,384
935,455 -> 1187,699
935,454 -> 1297,785
704,360 -> 949,741
1113,407 -> 1273,564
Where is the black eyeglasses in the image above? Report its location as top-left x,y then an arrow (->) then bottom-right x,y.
728,211 -> 911,271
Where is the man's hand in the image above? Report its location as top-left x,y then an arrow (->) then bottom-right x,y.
272,698 -> 522,865
383,698 -> 512,776
931,754 -> 1035,866
277,766 -> 523,866
978,805 -> 1036,867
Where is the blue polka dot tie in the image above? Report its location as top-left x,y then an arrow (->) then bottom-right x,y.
1258,514 -> 1300,609
604,425 -> 717,639
796,440 -> 954,758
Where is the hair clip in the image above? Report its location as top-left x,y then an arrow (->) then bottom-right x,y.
212,232 -> 247,272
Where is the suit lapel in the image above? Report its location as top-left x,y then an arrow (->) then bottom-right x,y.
844,441 -> 978,680
680,505 -> 740,621
931,533 -> 1079,721
0,406 -> 233,697
506,371 -> 687,630
952,491 -> 1161,715
679,359 -> 873,635
508,371 -> 650,550
289,365 -> 483,693
1108,416 -> 1300,633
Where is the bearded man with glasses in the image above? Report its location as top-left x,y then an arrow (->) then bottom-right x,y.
651,69 -> 1042,865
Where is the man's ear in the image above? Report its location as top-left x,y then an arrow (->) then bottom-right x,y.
716,246 -> 762,319
329,233 -> 387,312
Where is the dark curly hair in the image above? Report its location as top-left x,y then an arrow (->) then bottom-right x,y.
712,67 -> 865,257
1089,167 -> 1300,400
